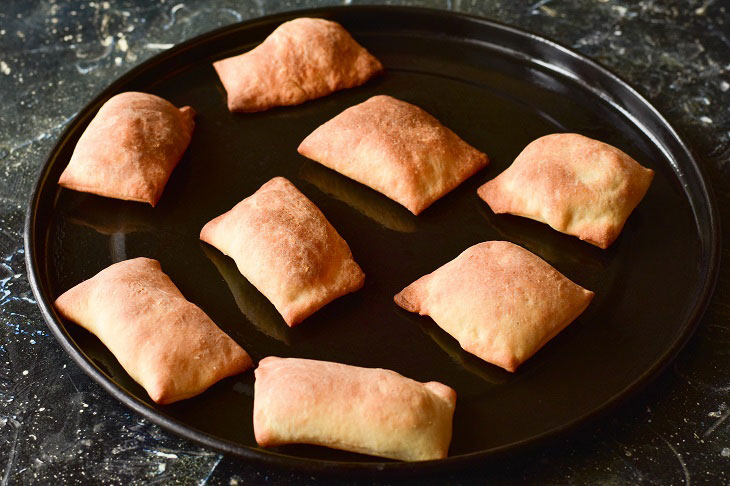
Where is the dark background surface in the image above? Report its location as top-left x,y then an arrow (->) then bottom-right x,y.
1,1 -> 729,484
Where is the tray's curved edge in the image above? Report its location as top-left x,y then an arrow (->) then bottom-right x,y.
23,4 -> 722,476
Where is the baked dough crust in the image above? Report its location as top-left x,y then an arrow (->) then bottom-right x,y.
58,92 -> 195,206
253,357 -> 456,461
478,133 -> 654,248
54,258 -> 252,405
394,241 -> 594,372
213,18 -> 383,112
200,177 -> 365,326
298,95 -> 489,215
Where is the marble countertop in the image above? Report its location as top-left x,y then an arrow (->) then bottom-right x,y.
1,1 -> 729,484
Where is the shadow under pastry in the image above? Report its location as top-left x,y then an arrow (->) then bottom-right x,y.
477,201 -> 611,271
418,317 -> 511,386
299,162 -> 418,233
201,243 -> 291,345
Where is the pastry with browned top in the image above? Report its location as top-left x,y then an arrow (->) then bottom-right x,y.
298,95 -> 489,215
253,357 -> 456,461
58,92 -> 195,206
54,258 -> 252,405
200,177 -> 364,327
213,18 -> 383,112
478,133 -> 654,249
395,241 -> 594,372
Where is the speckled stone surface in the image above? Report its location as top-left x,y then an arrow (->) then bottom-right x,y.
1,0 -> 729,484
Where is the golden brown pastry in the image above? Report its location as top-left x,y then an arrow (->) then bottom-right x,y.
478,133 -> 654,249
253,357 -> 456,461
200,177 -> 364,327
298,95 -> 489,215
213,18 -> 383,112
394,241 -> 594,372
58,92 -> 195,206
64,197 -> 155,236
54,258 -> 252,405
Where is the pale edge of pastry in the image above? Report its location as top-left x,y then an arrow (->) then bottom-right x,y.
54,257 -> 252,404
394,241 -> 594,372
478,133 -> 654,249
253,357 -> 456,461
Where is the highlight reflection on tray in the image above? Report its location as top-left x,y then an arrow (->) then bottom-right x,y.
62,194 -> 157,235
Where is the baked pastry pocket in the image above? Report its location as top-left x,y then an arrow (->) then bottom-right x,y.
253,357 -> 456,461
298,95 -> 489,215
54,258 -> 252,405
478,133 -> 654,248
200,177 -> 365,327
395,241 -> 594,372
213,17 -> 383,112
58,92 -> 195,206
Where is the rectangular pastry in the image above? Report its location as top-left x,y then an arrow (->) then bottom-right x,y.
395,241 -> 594,372
54,258 -> 252,404
253,357 -> 456,461
298,95 -> 488,215
478,133 -> 654,248
58,92 -> 195,206
200,177 -> 365,326
213,18 -> 383,112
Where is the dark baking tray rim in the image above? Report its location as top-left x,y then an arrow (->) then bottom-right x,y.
24,5 -> 721,476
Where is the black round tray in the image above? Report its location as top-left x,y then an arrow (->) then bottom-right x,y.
24,6 -> 720,475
